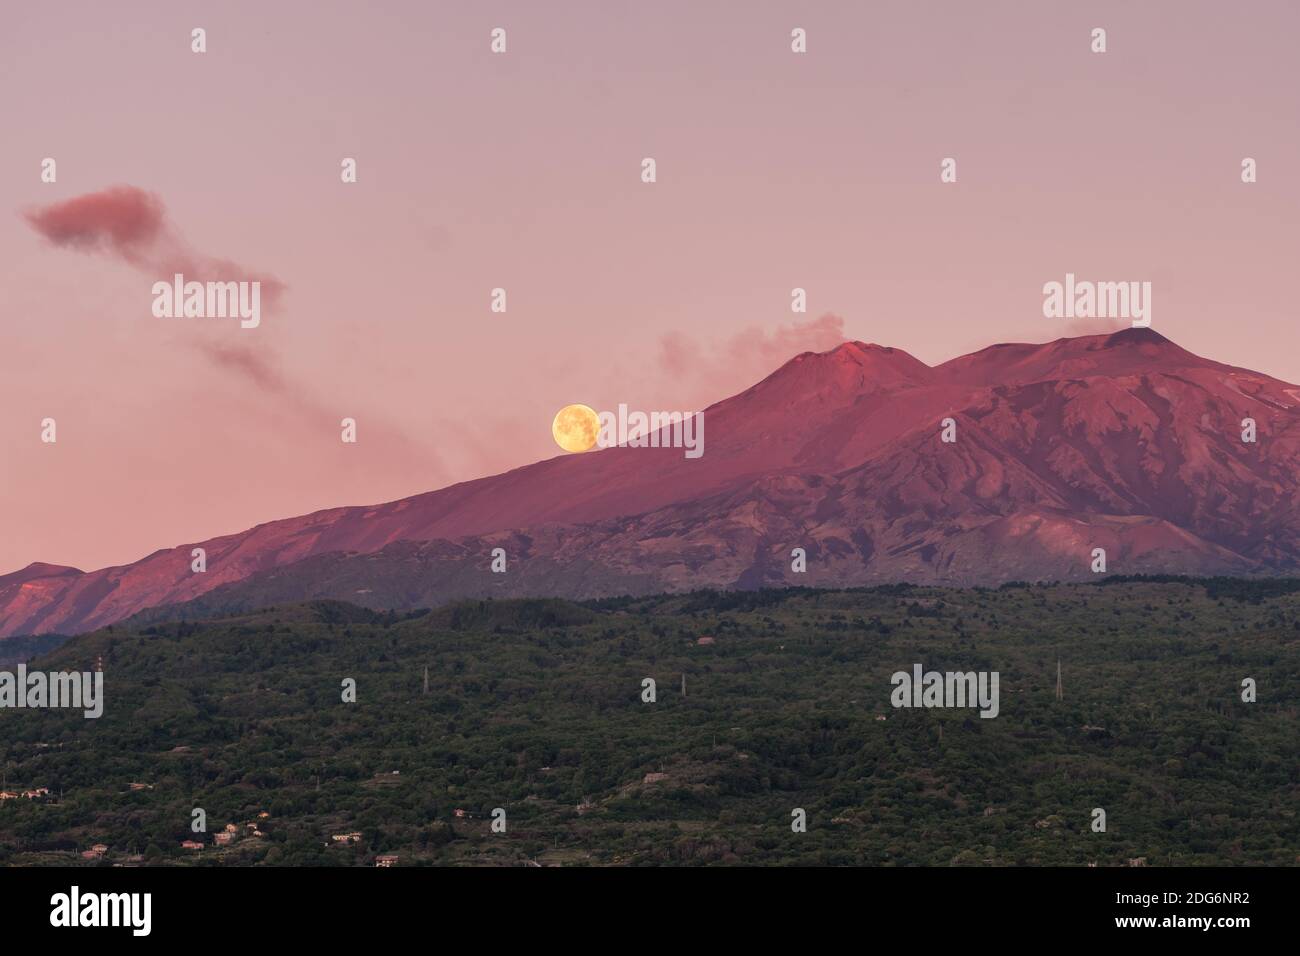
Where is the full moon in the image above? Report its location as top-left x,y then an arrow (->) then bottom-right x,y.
552,404 -> 601,453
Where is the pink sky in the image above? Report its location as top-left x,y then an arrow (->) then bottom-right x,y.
2,0 -> 1298,574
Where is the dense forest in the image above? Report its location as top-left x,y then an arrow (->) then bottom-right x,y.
0,578 -> 1296,866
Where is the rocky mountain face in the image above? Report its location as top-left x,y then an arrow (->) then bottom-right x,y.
4,328 -> 1297,636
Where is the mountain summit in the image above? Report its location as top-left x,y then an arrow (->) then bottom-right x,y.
3,330 -> 1298,637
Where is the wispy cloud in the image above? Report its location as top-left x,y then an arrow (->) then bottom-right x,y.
656,313 -> 848,403
192,341 -> 288,395
1062,316 -> 1129,337
23,185 -> 287,310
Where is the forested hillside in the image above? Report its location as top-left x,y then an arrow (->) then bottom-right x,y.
1,579 -> 1296,866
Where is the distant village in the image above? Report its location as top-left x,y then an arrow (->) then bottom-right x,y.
0,790 -> 414,866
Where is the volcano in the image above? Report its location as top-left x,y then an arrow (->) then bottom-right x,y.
3,327 -> 1298,638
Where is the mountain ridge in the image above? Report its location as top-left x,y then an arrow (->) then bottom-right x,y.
4,328 -> 1298,637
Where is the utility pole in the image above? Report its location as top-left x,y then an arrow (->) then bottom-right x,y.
423,666 -> 429,695
1056,659 -> 1063,702
681,673 -> 686,698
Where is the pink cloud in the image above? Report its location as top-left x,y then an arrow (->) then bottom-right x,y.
23,185 -> 164,259
657,313 -> 848,403
194,341 -> 288,395
23,185 -> 287,310
1062,316 -> 1129,337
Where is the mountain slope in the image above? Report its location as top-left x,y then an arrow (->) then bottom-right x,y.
4,328 -> 1298,636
